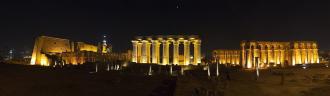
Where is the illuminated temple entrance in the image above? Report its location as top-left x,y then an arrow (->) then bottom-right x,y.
131,35 -> 201,65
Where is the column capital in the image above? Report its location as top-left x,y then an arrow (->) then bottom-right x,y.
192,40 -> 201,44
151,39 -> 159,42
184,40 -> 191,44
141,40 -> 148,44
131,40 -> 139,43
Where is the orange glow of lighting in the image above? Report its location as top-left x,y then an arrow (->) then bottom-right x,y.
40,57 -> 48,66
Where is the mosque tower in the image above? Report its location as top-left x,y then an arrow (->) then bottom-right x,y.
101,35 -> 112,53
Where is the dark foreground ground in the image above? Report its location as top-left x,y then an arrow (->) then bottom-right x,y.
1,63 -> 330,96
0,63 -> 175,96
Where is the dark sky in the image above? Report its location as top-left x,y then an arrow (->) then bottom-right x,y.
1,0 -> 330,55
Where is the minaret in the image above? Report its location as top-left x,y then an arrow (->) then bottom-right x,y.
102,35 -> 110,53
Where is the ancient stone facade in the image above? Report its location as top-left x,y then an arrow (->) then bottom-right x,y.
213,41 -> 320,69
30,36 -> 130,66
241,41 -> 319,68
131,35 -> 201,65
213,50 -> 240,65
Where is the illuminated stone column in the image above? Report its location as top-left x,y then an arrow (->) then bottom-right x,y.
231,51 -> 234,64
294,43 -> 302,64
274,45 -> 280,64
173,41 -> 179,65
146,41 -> 151,63
253,44 -> 258,68
301,43 -> 307,64
184,40 -> 190,65
273,45 -> 277,64
268,45 -> 274,64
296,49 -> 301,64
229,51 -> 232,64
260,45 -> 266,66
280,47 -> 285,65
193,40 -> 201,65
221,51 -> 224,64
224,51 -> 228,64
162,40 -> 170,65
141,40 -> 148,63
131,40 -> 138,63
308,43 -> 314,63
292,49 -> 296,65
235,51 -> 240,64
152,40 -> 160,64
137,41 -> 142,63
313,43 -> 319,63
220,51 -> 225,64
156,41 -> 161,64
241,42 -> 246,68
247,44 -> 252,68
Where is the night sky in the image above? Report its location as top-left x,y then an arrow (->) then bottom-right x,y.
1,0 -> 330,55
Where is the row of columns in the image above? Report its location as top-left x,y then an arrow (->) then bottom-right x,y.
292,42 -> 319,65
213,50 -> 240,65
244,44 -> 288,68
132,38 -> 201,65
241,41 -> 320,68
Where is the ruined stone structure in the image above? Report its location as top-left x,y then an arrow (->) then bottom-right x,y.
131,35 -> 201,65
241,41 -> 319,68
30,36 -> 129,66
30,36 -> 99,66
213,41 -> 320,69
213,50 -> 240,65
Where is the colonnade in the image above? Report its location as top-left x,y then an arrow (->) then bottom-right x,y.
240,41 -> 319,69
292,41 -> 319,65
213,50 -> 240,65
241,41 -> 291,68
132,35 -> 201,65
